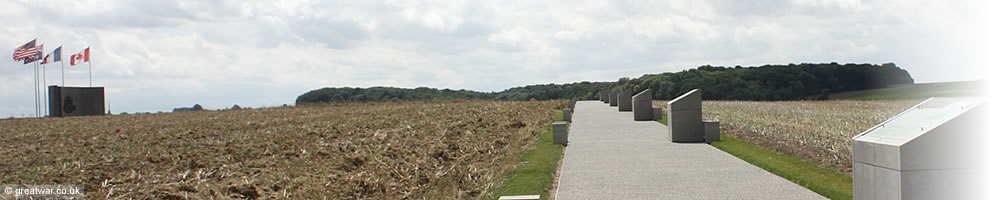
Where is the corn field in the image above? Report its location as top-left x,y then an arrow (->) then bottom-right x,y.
0,100 -> 562,199
657,100 -> 919,174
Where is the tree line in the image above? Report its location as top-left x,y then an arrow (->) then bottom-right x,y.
295,62 -> 913,104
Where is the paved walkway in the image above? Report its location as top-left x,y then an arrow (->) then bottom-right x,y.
555,101 -> 826,200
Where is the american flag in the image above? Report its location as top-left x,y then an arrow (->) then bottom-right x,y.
22,44 -> 43,64
13,39 -> 40,61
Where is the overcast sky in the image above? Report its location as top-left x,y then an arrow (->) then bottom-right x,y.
0,0 -> 993,116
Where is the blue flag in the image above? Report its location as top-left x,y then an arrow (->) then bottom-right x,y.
52,46 -> 61,62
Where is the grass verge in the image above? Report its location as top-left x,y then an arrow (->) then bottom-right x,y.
492,110 -> 565,200
711,133 -> 853,200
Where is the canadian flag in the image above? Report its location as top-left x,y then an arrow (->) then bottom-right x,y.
70,47 -> 90,66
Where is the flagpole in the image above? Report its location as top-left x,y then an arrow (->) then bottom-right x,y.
37,61 -> 42,117
43,63 -> 47,116
33,62 -> 39,117
33,62 -> 36,117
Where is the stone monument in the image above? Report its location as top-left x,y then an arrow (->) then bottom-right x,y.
569,99 -> 576,111
632,89 -> 652,120
553,121 -> 568,146
667,89 -> 703,142
653,107 -> 663,121
617,89 -> 632,112
609,91 -> 619,107
703,120 -> 720,143
563,109 -> 572,122
599,90 -> 607,103
48,86 -> 106,117
852,97 -> 985,200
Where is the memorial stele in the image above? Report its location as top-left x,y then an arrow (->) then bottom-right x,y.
852,97 -> 985,200
617,89 -> 632,112
667,89 -> 703,142
632,89 -> 653,121
609,90 -> 620,107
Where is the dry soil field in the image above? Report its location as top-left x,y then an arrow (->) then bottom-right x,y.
0,100 -> 561,199
656,100 -> 920,174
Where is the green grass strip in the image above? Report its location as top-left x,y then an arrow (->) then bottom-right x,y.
711,133 -> 853,200
492,110 -> 565,200
657,116 -> 668,125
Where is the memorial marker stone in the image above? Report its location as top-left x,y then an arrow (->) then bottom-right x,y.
609,91 -> 619,107
703,120 -> 720,143
633,89 -> 653,120
599,90 -> 607,103
569,99 -> 576,111
563,109 -> 572,122
553,121 -> 568,146
852,97 -> 985,200
667,89 -> 703,142
653,107 -> 663,121
618,89 -> 632,112
48,86 -> 106,117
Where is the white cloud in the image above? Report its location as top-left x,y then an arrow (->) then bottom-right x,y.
0,0 -> 989,116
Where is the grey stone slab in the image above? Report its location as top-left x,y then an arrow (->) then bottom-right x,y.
667,89 -> 703,143
553,121 -> 568,146
899,169 -> 979,200
668,110 -> 704,142
652,107 -> 662,121
617,89 -> 632,112
851,97 -> 986,200
853,162 -> 875,200
856,162 -> 980,200
874,166 -> 901,200
569,99 -> 576,111
48,86 -> 106,117
872,140 -> 901,170
602,90 -> 610,103
632,89 -> 653,121
703,120 -> 720,143
556,101 -> 826,200
599,90 -> 607,103
667,89 -> 701,111
605,90 -> 611,103
852,137 -> 876,165
563,109 -> 572,122
899,103 -> 984,171
608,91 -> 619,106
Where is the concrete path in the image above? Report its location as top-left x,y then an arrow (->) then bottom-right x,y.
555,101 -> 827,200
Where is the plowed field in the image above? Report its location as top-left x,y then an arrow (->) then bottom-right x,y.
1,100 -> 562,199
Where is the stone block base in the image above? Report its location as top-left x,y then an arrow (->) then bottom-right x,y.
553,121 -> 568,145
704,120 -> 720,143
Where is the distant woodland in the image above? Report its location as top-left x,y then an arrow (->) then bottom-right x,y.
296,62 -> 914,104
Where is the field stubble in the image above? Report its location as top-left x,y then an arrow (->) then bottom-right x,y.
656,100 -> 919,174
0,100 -> 561,199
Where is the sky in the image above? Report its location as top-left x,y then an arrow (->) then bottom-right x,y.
0,0 -> 994,116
